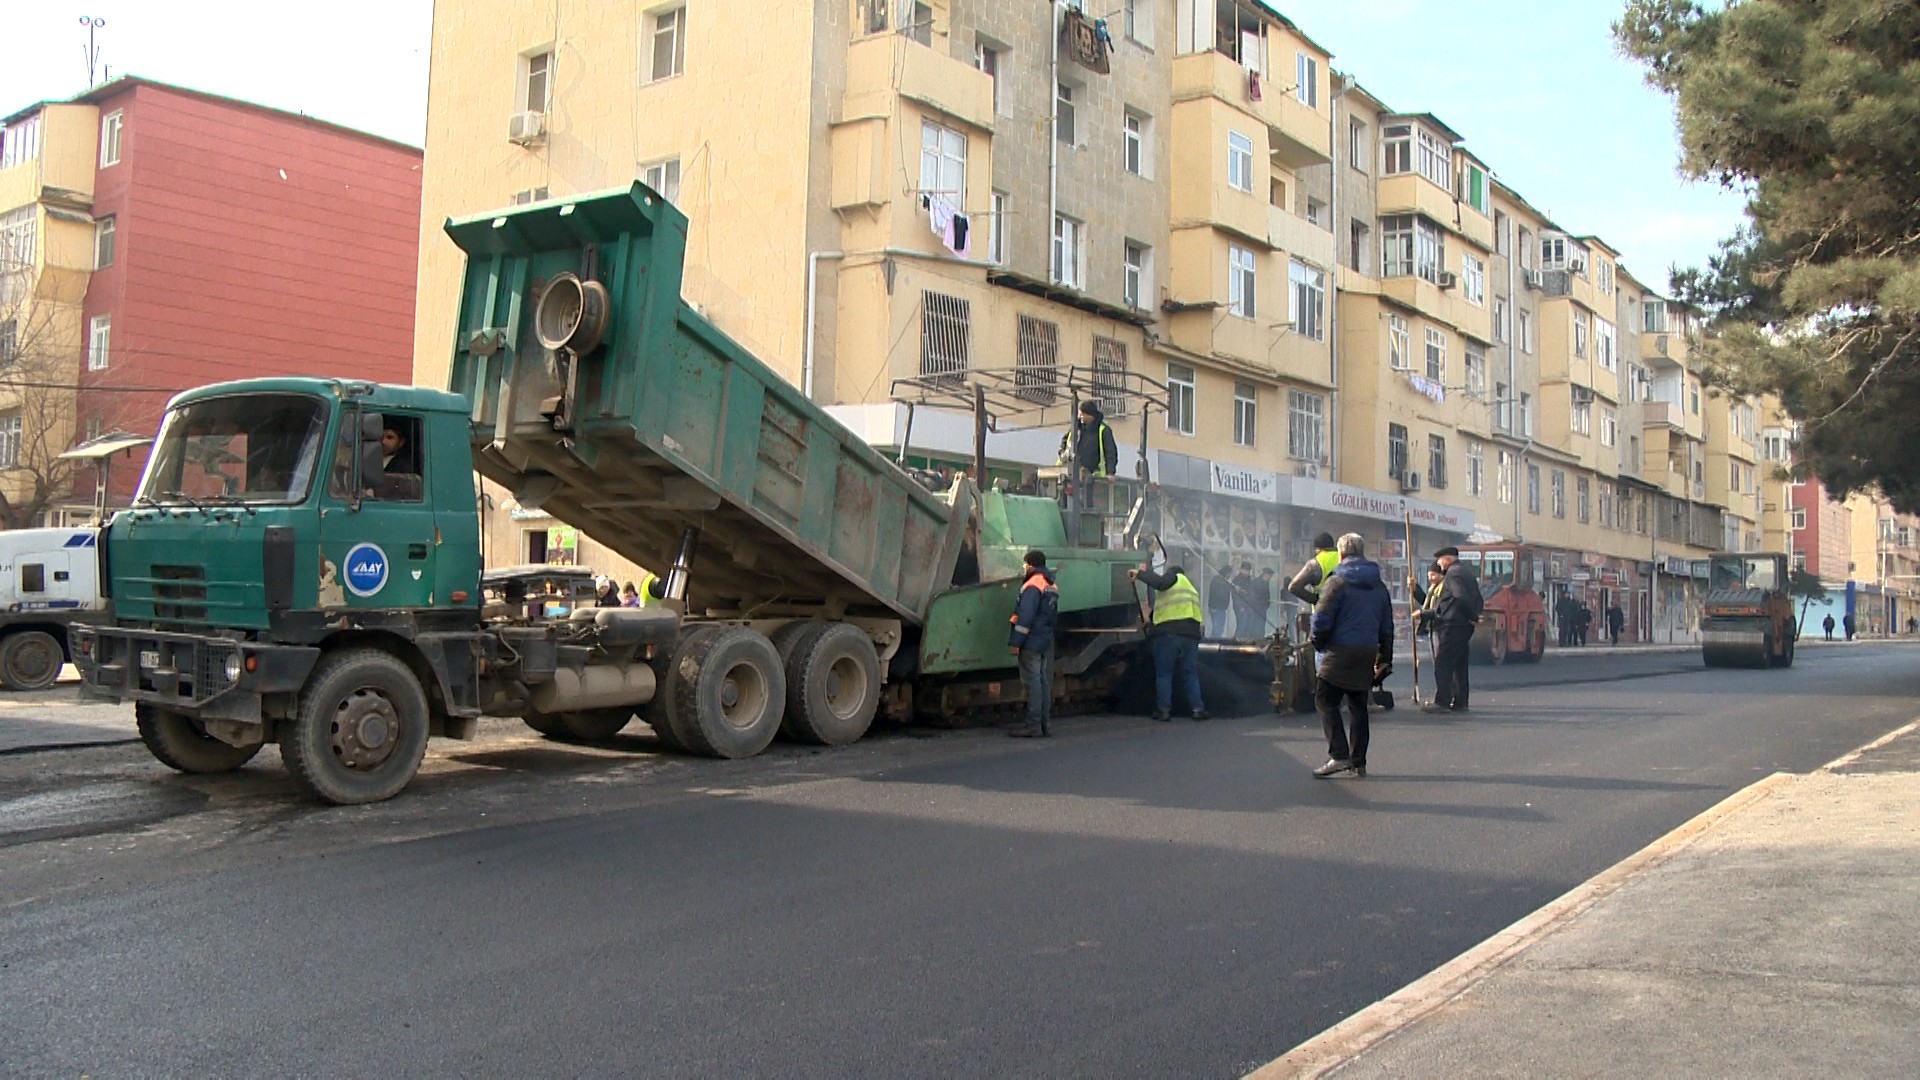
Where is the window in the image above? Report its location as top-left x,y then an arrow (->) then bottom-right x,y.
864,0 -> 889,32
1551,470 -> 1566,518
1166,363 -> 1195,436
1519,227 -> 1534,270
1233,382 -> 1257,447
919,119 -> 967,202
1052,215 -> 1082,288
1348,118 -> 1368,171
1380,214 -> 1443,282
1462,254 -> 1485,305
1461,162 -> 1489,214
1541,233 -> 1569,271
1763,432 -> 1791,462
1429,434 -> 1448,489
1599,482 -> 1616,528
1791,507 -> 1807,530
1213,0 -> 1267,69
1289,260 -> 1325,341
1348,218 -> 1369,274
1467,440 -> 1485,496
641,159 -> 681,204
1493,210 -> 1511,255
1123,241 -> 1149,310
1288,390 -> 1324,460
0,114 -> 39,170
1574,310 -> 1589,358
1382,123 -> 1412,175
1494,381 -> 1511,431
974,40 -> 1002,115
511,186 -> 549,205
1576,476 -> 1591,523
649,8 -> 686,81
0,411 -> 19,468
1056,82 -> 1076,145
1628,433 -> 1643,472
1123,0 -> 1153,45
1415,127 -> 1452,189
1465,346 -> 1486,397
1598,260 -> 1615,295
920,291 -> 970,379
94,215 -> 115,269
1690,381 -> 1701,415
1601,406 -> 1617,448
1388,313 -> 1410,370
1227,131 -> 1253,192
1496,450 -> 1514,505
1572,392 -> 1591,435
87,314 -> 110,371
1228,245 -> 1256,319
1493,296 -> 1509,343
1527,463 -> 1541,514
1643,299 -> 1669,333
989,190 -> 1007,264
1597,318 -> 1617,371
1015,315 -> 1060,405
1729,461 -> 1741,493
1294,52 -> 1318,107
904,2 -> 933,46
1520,391 -> 1534,436
1388,423 -> 1409,480
1092,337 -> 1128,417
1305,197 -> 1324,226
1424,327 -> 1446,382
521,50 -> 553,111
1627,363 -> 1651,402
1518,309 -> 1533,353
1124,109 -> 1148,177
100,110 -> 122,167
0,319 -> 13,366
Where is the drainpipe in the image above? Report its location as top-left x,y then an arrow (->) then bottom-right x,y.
1328,75 -> 1353,484
1047,2 -> 1060,279
802,250 -> 844,401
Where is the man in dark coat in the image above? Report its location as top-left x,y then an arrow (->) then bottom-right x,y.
1205,569 -> 1233,638
1607,602 -> 1625,645
1007,550 -> 1059,738
1248,567 -> 1276,637
1231,560 -> 1260,638
1424,546 -> 1482,713
1823,613 -> 1835,641
1309,533 -> 1394,777
1068,401 -> 1120,480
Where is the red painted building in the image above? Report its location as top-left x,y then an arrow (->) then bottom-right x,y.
70,78 -> 422,503
1788,477 -> 1851,582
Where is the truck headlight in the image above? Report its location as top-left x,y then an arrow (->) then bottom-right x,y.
224,652 -> 243,683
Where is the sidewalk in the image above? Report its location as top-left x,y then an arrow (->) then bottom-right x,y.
1252,720 -> 1920,1079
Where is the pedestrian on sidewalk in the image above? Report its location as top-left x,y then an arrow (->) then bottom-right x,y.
1130,561 -> 1208,721
1231,560 -> 1260,639
1309,533 -> 1393,778
1206,568 -> 1232,638
1425,546 -> 1482,713
1823,613 -> 1836,641
1007,550 -> 1059,738
1844,613 -> 1856,641
1249,567 -> 1276,639
1607,602 -> 1625,646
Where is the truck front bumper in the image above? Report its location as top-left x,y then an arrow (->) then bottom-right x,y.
70,624 -> 319,724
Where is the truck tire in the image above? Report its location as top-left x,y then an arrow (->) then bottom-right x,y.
523,711 -> 568,738
280,649 -> 430,805
136,702 -> 263,774
782,623 -> 881,746
769,621 -> 820,741
641,625 -> 723,753
560,707 -> 634,741
670,627 -> 785,759
0,630 -> 65,691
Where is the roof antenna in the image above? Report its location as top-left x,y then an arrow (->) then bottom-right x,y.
80,16 -> 107,86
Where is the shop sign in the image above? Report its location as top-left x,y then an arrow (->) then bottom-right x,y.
1209,461 -> 1278,501
1690,559 -> 1711,579
1571,571 -> 1591,583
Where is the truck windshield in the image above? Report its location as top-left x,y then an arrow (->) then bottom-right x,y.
1478,552 -> 1516,592
1711,556 -> 1777,591
137,393 -> 329,506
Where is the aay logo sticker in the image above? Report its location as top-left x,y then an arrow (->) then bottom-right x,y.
343,542 -> 389,597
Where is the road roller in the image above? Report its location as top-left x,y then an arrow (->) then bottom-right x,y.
1700,551 -> 1796,668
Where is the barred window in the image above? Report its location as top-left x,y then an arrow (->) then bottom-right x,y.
1015,314 -> 1059,405
920,291 -> 970,382
1092,337 -> 1129,419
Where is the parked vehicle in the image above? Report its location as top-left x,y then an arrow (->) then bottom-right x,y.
0,527 -> 106,690
71,185 -> 1151,803
1456,544 -> 1549,664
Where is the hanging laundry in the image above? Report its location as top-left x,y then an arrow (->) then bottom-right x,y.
928,194 -> 955,246
950,213 -> 971,259
1248,70 -> 1262,102
1060,9 -> 1111,75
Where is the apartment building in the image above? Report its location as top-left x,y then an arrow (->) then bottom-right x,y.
0,78 -> 421,523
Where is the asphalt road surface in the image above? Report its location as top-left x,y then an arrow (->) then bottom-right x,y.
2,642 -> 1916,1078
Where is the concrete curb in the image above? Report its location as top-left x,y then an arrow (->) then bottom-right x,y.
1246,769 -> 1800,1080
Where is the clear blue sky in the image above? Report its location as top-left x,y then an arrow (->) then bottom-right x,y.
2,1 -> 1744,290
1292,0 -> 1749,292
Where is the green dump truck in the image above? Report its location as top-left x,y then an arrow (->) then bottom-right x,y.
71,185 -> 1149,804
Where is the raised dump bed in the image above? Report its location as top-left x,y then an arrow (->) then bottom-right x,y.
445,185 -> 969,625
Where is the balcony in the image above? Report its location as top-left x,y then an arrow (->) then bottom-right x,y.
1640,330 -> 1693,367
1376,175 -> 1494,251
1268,206 -> 1333,268
843,34 -> 993,134
1170,51 -> 1329,169
1644,401 -> 1680,429
1378,271 -> 1492,343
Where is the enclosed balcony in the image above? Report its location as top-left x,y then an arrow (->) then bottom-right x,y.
1170,51 -> 1328,169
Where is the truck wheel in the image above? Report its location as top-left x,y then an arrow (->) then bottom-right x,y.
642,625 -> 724,753
280,649 -> 430,805
782,623 -> 881,746
136,702 -> 262,774
770,622 -> 821,741
670,627 -> 785,759
523,711 -> 568,738
560,707 -> 634,741
0,630 -> 65,691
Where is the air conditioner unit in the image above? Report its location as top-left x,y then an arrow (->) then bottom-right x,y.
1401,471 -> 1422,493
1569,256 -> 1588,274
1522,268 -> 1543,290
1571,385 -> 1595,405
508,111 -> 547,145
1436,271 -> 1458,290
1294,461 -> 1320,479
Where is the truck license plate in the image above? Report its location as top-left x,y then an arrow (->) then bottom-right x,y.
140,650 -> 160,669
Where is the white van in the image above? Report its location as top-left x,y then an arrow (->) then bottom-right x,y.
0,527 -> 105,690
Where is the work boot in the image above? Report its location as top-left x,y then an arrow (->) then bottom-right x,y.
1312,758 -> 1355,778
1152,710 -> 1172,722
1191,710 -> 1210,721
1007,724 -> 1042,739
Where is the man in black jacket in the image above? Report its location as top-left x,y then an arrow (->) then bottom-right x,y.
1067,401 -> 1120,480
1424,546 -> 1482,713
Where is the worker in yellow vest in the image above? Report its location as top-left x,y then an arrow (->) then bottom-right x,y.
1129,561 -> 1209,722
1287,532 -> 1342,607
623,569 -> 669,608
